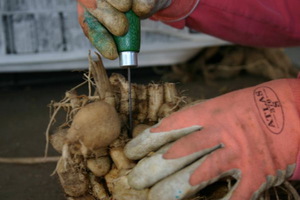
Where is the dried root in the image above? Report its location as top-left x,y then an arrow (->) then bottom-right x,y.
47,52 -> 186,200
87,156 -> 111,177
56,157 -> 88,197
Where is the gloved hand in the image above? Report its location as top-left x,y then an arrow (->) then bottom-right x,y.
124,79 -> 300,200
77,0 -> 200,60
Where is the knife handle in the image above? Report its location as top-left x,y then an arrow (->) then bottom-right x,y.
114,10 -> 141,52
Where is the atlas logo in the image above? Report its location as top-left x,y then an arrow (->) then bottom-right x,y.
253,86 -> 284,134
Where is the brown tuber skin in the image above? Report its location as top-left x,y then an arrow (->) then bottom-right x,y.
110,147 -> 136,170
147,84 -> 164,122
66,101 -> 121,152
57,158 -> 89,197
105,167 -> 149,200
104,167 -> 120,193
133,124 -> 150,138
89,174 -> 109,199
87,156 -> 111,177
49,55 -> 187,200
50,128 -> 67,153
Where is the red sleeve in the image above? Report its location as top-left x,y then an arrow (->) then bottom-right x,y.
160,0 -> 300,47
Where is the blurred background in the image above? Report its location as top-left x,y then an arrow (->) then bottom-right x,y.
0,0 -> 299,200
0,0 -> 227,72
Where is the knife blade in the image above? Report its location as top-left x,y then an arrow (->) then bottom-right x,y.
114,10 -> 141,137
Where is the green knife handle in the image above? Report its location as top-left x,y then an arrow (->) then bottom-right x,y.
114,10 -> 141,53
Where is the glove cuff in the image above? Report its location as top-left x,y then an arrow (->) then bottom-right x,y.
290,153 -> 300,180
151,0 -> 200,22
288,77 -> 300,180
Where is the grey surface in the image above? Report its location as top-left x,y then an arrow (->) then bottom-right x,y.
0,0 -> 88,56
0,81 -> 71,200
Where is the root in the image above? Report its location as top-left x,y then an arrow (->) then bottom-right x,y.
0,156 -> 60,164
283,181 -> 300,200
45,53 -> 190,200
45,98 -> 68,158
44,77 -> 97,158
172,96 -> 188,110
62,144 -> 70,161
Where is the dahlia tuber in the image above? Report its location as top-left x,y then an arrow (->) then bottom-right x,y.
56,157 -> 88,197
87,156 -> 111,177
66,101 -> 121,153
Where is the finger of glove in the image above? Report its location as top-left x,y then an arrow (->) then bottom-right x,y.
148,150 -> 240,200
84,0 -> 128,36
124,125 -> 202,160
190,148 -> 292,199
128,142 -> 218,189
83,11 -> 118,60
186,149 -> 259,199
228,175 -> 266,200
148,155 -> 224,200
163,128 -> 222,159
106,0 -> 132,12
133,0 -> 171,18
229,169 -> 292,200
77,4 -> 89,37
189,148 -> 238,186
150,104 -> 203,134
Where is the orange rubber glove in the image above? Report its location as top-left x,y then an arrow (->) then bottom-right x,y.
77,0 -> 200,60
124,78 -> 300,200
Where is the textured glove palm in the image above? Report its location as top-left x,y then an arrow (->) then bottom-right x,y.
124,79 -> 300,200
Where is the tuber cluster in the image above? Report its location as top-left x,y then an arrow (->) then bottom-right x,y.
48,53 -> 186,200
47,52 -> 299,200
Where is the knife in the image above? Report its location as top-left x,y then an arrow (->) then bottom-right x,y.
114,10 -> 141,137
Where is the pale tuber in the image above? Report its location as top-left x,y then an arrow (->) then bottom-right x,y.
50,128 -> 67,153
87,156 -> 111,177
110,147 -> 135,170
133,124 -> 150,138
89,174 -> 109,199
56,158 -> 88,197
48,55 -> 187,200
66,101 -> 121,152
105,167 -> 149,200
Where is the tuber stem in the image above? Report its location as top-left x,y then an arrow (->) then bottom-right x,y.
89,52 -> 116,107
283,181 -> 300,200
136,85 -> 148,123
147,83 -> 164,121
163,82 -> 178,104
